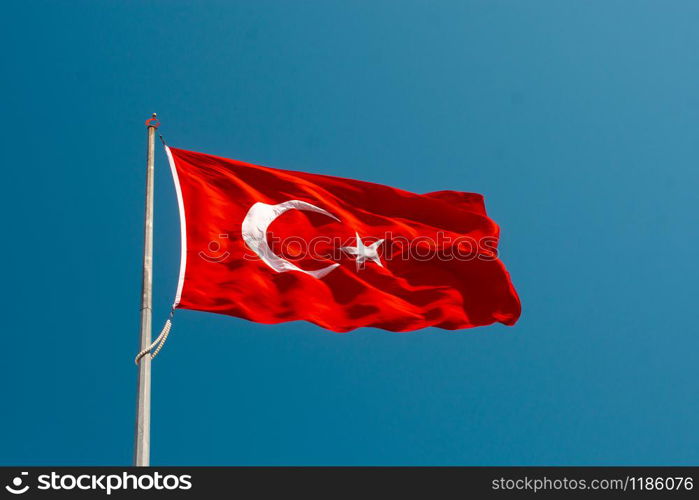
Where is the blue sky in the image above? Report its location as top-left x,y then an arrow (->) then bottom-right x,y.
1,1 -> 698,465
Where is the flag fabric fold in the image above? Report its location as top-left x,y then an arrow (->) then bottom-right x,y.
166,146 -> 521,332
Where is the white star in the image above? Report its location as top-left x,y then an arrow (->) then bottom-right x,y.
342,233 -> 384,270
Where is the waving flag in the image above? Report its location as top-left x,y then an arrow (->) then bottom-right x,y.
166,147 -> 521,332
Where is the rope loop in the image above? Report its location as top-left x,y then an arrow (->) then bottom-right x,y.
134,309 -> 174,365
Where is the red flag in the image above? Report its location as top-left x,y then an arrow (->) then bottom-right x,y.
166,147 -> 521,332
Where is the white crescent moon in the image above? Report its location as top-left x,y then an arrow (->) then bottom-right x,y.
241,200 -> 341,279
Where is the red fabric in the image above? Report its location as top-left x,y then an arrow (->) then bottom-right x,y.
169,147 -> 521,332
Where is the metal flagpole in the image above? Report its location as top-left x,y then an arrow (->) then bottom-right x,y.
134,113 -> 158,466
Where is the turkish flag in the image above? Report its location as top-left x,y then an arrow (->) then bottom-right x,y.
165,147 -> 521,332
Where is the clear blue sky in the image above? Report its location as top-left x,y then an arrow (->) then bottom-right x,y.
1,1 -> 697,465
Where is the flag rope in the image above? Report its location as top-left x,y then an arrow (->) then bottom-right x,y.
135,308 -> 175,365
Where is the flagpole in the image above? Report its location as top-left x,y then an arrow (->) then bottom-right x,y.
134,113 -> 158,466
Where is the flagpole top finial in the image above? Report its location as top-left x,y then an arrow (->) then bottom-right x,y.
145,113 -> 160,128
